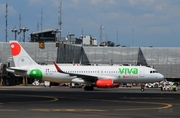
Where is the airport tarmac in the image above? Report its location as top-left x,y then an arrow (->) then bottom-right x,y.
0,86 -> 180,118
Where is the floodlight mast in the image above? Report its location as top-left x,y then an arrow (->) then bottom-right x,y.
67,33 -> 75,63
68,33 -> 75,45
19,27 -> 29,42
11,28 -> 18,41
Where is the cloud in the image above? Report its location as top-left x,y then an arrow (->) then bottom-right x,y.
28,0 -> 49,6
90,0 -> 115,6
28,0 -> 43,4
128,0 -> 155,6
155,4 -> 163,11
90,0 -> 104,5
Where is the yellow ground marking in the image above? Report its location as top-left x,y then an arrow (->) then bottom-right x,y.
119,97 -> 174,100
4,94 -> 58,103
1,94 -> 173,112
30,108 -> 106,112
65,97 -> 172,111
115,101 -> 172,111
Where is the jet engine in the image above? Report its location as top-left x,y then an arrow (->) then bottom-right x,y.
95,79 -> 119,88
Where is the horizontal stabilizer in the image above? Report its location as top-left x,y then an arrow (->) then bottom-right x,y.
7,67 -> 27,72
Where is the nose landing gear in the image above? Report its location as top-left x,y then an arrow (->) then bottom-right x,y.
141,83 -> 145,91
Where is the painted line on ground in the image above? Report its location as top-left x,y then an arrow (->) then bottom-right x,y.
4,94 -> 58,103
119,97 -> 174,99
30,108 -> 106,112
64,97 -> 172,111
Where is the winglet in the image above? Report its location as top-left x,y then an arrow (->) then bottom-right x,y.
53,62 -> 65,73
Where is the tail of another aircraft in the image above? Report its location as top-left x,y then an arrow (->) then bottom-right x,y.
9,41 -> 39,69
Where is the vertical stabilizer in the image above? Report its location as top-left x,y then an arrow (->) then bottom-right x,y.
9,41 -> 39,69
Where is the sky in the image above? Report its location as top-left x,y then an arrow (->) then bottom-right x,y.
0,0 -> 180,47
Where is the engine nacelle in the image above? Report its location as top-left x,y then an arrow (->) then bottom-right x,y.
71,78 -> 84,83
95,79 -> 119,88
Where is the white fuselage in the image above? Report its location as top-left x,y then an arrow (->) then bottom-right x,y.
33,65 -> 164,83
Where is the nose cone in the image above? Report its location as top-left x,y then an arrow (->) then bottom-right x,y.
158,74 -> 164,81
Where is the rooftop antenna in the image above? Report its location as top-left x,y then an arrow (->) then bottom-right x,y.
40,7 -> 43,39
5,4 -> 8,42
116,31 -> 118,45
81,28 -> 83,45
37,22 -> 39,31
41,8 -> 43,32
106,34 -> 108,42
81,28 -> 83,36
58,1 -> 62,42
132,22 -> 134,47
19,14 -> 21,29
100,22 -> 104,43
81,28 -> 83,64
19,13 -> 21,42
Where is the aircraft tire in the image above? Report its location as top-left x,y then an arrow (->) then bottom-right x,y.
89,86 -> 94,91
84,86 -> 94,91
84,86 -> 88,91
141,88 -> 145,91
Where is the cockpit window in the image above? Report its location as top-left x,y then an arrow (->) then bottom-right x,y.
150,71 -> 158,73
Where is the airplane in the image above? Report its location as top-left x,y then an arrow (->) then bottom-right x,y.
8,41 -> 164,91
53,62 -> 164,91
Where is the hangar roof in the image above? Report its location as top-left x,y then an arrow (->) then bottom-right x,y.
34,28 -> 58,34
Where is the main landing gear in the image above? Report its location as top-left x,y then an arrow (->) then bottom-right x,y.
84,85 -> 94,91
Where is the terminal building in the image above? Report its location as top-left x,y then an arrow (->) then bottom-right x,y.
1,28 -> 180,85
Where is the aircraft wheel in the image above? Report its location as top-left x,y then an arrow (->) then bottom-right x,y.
84,86 -> 88,91
84,86 -> 94,91
89,86 -> 94,91
141,88 -> 145,91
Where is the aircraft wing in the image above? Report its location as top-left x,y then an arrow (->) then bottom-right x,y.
53,62 -> 103,82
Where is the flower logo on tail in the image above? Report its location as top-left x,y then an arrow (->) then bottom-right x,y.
10,42 -> 21,56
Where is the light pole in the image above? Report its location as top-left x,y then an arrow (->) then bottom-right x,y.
67,33 -> 75,63
20,27 -> 29,42
68,33 -> 75,44
81,35 -> 84,64
11,29 -> 18,40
